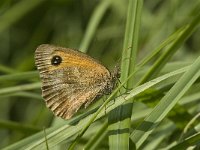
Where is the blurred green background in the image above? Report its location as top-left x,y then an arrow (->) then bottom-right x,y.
0,0 -> 200,149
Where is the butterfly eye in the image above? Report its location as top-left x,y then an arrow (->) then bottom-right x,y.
51,55 -> 62,66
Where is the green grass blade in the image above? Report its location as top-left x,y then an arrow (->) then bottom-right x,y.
138,11 -> 200,84
142,121 -> 176,150
0,64 -> 16,74
0,0 -> 47,34
2,65 -> 188,150
130,55 -> 200,148
84,122 -> 108,150
0,71 -> 38,82
137,26 -> 187,68
0,82 -> 41,95
169,132 -> 200,150
79,0 -> 112,52
0,120 -> 41,134
108,0 -> 143,149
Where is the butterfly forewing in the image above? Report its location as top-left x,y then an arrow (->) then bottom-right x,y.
35,44 -> 117,119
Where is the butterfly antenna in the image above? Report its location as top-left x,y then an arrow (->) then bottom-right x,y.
117,78 -> 131,92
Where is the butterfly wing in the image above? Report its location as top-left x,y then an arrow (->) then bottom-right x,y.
35,44 -> 111,119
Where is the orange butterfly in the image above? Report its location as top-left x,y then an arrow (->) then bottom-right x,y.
35,44 -> 120,119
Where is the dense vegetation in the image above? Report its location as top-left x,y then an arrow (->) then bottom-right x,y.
0,0 -> 200,149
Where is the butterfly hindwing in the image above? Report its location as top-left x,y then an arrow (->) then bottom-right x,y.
35,44 -> 117,119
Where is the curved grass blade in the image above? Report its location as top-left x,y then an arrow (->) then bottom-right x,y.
130,55 -> 200,148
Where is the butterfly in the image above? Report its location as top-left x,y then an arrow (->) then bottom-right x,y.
35,44 -> 120,119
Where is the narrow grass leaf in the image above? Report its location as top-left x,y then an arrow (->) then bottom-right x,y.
0,71 -> 38,82
79,0 -> 112,52
0,82 -> 41,95
3,65 -> 188,150
0,0 -> 47,34
108,0 -> 143,149
131,56 -> 200,148
139,11 -> 200,84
